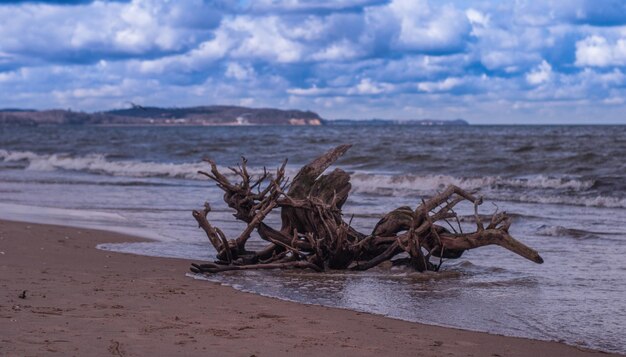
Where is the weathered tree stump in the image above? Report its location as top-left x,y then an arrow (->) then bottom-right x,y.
190,145 -> 543,274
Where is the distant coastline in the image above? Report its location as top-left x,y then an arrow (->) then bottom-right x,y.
326,118 -> 469,126
0,105 -> 469,127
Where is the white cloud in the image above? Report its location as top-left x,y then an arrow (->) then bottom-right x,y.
466,8 -> 489,27
0,1 -> 221,61
575,36 -> 626,67
347,78 -> 392,95
417,77 -> 462,92
284,16 -> 327,41
136,29 -> 232,74
287,85 -> 336,96
247,0 -> 387,13
526,60 -> 553,85
312,41 -> 362,61
388,0 -> 470,53
228,16 -> 303,63
0,69 -> 26,83
603,97 -> 624,105
225,62 -> 255,81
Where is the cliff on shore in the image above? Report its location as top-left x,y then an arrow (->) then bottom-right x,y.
0,106 -> 323,126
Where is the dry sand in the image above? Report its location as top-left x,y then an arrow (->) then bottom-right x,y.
0,219 -> 620,356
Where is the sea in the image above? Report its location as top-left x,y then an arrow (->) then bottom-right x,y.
1,124 -> 624,353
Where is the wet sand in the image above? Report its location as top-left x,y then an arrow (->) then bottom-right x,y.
0,219 -> 620,356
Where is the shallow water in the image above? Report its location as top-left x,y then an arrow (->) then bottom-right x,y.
1,125 -> 625,353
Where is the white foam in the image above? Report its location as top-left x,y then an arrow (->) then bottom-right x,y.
516,193 -> 626,209
0,202 -> 164,241
0,149 -> 594,189
350,172 -> 594,194
98,241 -> 211,260
0,202 -> 125,221
1,149 -> 208,179
0,149 -> 41,161
0,149 -> 288,181
2,149 -> 621,208
348,173 -> 624,208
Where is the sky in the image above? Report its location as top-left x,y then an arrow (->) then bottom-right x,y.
1,0 -> 626,124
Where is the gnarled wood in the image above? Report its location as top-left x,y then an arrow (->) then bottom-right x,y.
190,145 -> 543,274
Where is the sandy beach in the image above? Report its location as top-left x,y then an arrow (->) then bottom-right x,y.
0,219 -> 620,357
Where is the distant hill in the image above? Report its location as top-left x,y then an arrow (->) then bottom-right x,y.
326,118 -> 470,126
0,109 -> 92,126
0,105 -> 323,126
101,105 -> 323,126
0,105 -> 470,127
0,108 -> 36,112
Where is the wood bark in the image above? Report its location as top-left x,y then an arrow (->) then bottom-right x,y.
190,145 -> 543,274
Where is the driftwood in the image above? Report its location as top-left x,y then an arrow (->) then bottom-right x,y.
190,145 -> 543,274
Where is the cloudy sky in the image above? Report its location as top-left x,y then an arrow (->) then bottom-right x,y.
1,0 -> 626,123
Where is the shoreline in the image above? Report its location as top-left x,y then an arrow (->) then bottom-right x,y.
0,219 -> 621,356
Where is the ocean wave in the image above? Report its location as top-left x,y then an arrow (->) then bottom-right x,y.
0,149 -> 298,181
536,225 -> 601,240
350,172 -> 594,193
514,193 -> 626,209
0,149 -> 208,180
350,174 -> 626,208
0,149 -> 41,162
1,149 -> 623,208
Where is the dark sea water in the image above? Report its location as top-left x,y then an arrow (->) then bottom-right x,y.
1,125 -> 625,353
